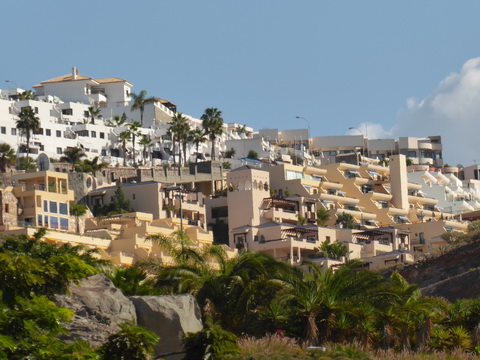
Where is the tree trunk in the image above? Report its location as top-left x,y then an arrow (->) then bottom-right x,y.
26,131 -> 30,159
211,138 -> 215,161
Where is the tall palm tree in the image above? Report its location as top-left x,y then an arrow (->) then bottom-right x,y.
189,128 -> 207,164
60,147 -> 86,168
117,131 -> 131,166
84,106 -> 102,125
128,121 -> 142,165
69,203 -> 88,234
138,135 -> 153,165
168,113 -> 189,166
0,143 -> 16,172
16,106 -> 40,158
201,108 -> 224,161
130,90 -> 155,126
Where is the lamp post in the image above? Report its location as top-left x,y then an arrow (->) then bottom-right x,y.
295,116 -> 311,151
166,185 -> 184,249
348,126 -> 368,157
5,80 -> 18,89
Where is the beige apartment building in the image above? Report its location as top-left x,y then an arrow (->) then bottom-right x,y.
223,155 -> 467,268
2,211 -> 235,266
9,170 -> 75,232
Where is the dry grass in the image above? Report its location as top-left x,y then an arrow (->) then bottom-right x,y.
228,338 -> 478,360
236,333 -> 302,356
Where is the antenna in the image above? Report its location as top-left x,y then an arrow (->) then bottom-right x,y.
36,153 -> 51,171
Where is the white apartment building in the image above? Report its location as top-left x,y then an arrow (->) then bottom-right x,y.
0,68 -> 253,167
311,135 -> 444,168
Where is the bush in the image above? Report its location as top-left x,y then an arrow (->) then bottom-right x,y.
183,319 -> 239,360
98,321 -> 159,360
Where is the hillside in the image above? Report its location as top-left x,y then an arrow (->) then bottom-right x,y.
399,241 -> 480,302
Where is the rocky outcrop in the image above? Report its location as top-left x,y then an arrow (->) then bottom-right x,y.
55,274 -> 137,347
129,294 -> 203,359
55,274 -> 203,358
399,241 -> 480,301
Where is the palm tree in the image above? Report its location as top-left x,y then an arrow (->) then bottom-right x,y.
79,156 -> 108,176
16,106 -> 40,158
235,124 -> 251,137
189,128 -> 207,164
128,121 -> 142,165
0,143 -> 16,172
138,135 -> 153,165
316,208 -> 331,226
69,203 -> 88,233
84,106 -> 102,125
60,147 -> 86,169
168,113 -> 189,166
201,108 -> 224,161
130,90 -> 155,126
108,113 -> 127,127
117,131 -> 131,166
17,90 -> 36,100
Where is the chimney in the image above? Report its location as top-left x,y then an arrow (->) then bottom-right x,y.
72,67 -> 78,80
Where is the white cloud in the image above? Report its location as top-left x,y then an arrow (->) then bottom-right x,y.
346,122 -> 393,140
349,58 -> 480,166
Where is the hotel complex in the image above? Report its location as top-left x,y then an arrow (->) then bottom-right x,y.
1,69 -> 479,271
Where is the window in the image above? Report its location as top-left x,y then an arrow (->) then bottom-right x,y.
100,132 -> 105,139
56,130 -> 62,137
59,203 -> 68,215
407,151 -> 417,158
323,151 -> 337,157
91,131 -> 96,138
0,127 -> 5,134
34,107 -> 39,114
5,204 -> 9,213
62,109 -> 73,115
49,201 -> 58,214
60,218 -> 68,231
57,147 -> 62,155
285,170 -> 303,180
43,200 -> 48,212
11,128 -> 16,135
44,215 -> 49,227
37,214 -> 43,226
132,194 -> 135,200
50,216 -> 59,229
46,129 -> 51,136
419,232 -> 425,245
101,149 -> 107,156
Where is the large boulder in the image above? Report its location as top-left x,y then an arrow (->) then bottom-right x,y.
129,294 -> 203,359
55,274 -> 137,348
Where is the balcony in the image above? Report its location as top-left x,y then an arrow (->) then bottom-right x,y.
320,193 -> 359,205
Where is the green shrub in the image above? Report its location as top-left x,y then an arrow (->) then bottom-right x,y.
183,319 -> 239,359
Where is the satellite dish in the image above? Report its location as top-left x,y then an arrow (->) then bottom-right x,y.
36,153 -> 51,171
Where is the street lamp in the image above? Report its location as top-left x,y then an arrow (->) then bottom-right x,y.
166,185 -> 185,249
295,116 -> 311,153
5,80 -> 18,89
348,127 -> 368,157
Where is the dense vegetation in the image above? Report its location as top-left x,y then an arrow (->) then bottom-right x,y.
0,229 -> 157,359
3,224 -> 480,358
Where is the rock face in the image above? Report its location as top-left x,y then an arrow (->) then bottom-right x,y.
55,274 -> 137,347
129,294 -> 203,359
399,241 -> 480,302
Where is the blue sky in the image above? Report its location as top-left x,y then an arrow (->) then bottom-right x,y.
2,1 -> 480,165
